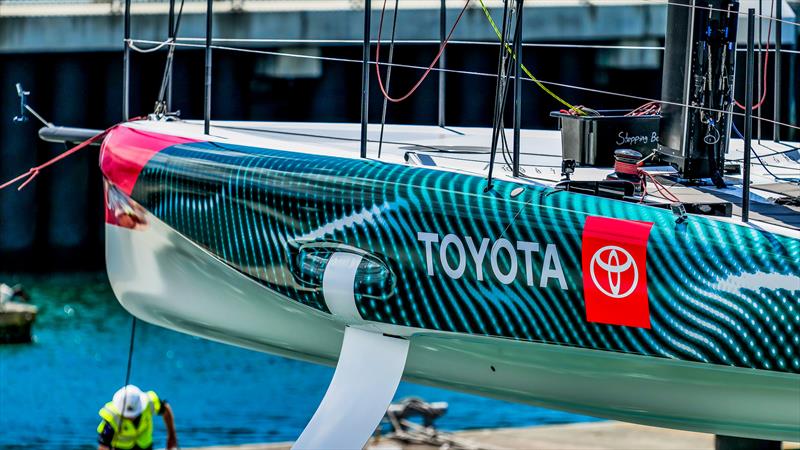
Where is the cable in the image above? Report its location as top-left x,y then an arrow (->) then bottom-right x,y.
137,37 -> 800,54
614,156 -> 681,203
176,37 -> 668,51
477,0 -> 585,115
486,0 -> 514,190
123,317 -> 137,387
734,0 -> 773,111
374,0 -> 470,103
127,39 -> 173,53
377,0 -> 400,158
112,316 -> 138,450
155,0 -> 186,113
654,0 -> 798,27
0,119 -> 143,191
129,39 -> 800,133
728,145 -> 800,160
731,121 -> 799,183
626,101 -> 661,116
642,171 -> 682,203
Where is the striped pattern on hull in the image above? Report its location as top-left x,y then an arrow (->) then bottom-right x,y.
118,137 -> 799,374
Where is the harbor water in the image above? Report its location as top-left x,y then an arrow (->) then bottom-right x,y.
0,273 -> 594,449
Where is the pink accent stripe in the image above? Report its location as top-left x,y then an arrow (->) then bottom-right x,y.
100,126 -> 198,196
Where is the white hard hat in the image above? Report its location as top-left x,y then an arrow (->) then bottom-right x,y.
112,385 -> 148,418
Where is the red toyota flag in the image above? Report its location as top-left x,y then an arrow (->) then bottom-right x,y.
582,216 -> 654,329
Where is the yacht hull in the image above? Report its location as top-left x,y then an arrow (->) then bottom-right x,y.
102,122 -> 800,441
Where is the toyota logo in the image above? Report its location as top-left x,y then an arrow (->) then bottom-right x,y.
589,245 -> 639,299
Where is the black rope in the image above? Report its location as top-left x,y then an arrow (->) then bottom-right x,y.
495,57 -> 516,171
498,7 -> 523,173
155,0 -> 187,113
732,122 -> 800,183
124,317 -> 137,386
377,0 -> 401,159
485,0 -> 513,190
111,316 -> 137,448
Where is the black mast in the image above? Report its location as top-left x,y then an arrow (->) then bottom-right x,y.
360,0 -> 372,158
204,0 -> 213,135
123,0 -> 131,121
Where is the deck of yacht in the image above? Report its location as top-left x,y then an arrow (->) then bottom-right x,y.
129,120 -> 800,233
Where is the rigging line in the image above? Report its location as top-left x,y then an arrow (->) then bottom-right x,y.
500,2 -> 522,172
0,120 -> 140,191
112,316 -> 138,447
127,39 -> 173,53
486,0 -> 514,189
477,0 -> 585,115
134,40 -> 800,132
731,121 -> 800,183
175,37 -> 668,51
134,36 -> 800,54
157,0 -> 187,106
124,317 -> 137,387
374,0 -> 471,103
535,77 -> 800,132
732,160 -> 800,170
377,0 -> 400,158
728,145 -> 800,160
654,0 -> 798,26
734,0 -> 773,111
736,48 -> 800,55
500,119 -> 513,168
212,123 -> 446,152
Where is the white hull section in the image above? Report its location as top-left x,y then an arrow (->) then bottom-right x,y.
106,214 -> 800,442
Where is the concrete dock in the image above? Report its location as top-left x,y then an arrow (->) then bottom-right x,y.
189,421 -> 800,450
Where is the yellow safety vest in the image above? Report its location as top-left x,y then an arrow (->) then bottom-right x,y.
97,391 -> 161,449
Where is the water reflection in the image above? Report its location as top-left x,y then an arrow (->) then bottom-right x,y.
0,273 -> 592,448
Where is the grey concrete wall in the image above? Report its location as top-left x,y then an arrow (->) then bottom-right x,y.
0,4 -> 671,53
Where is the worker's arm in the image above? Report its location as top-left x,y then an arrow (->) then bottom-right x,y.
97,420 -> 114,450
162,403 -> 178,449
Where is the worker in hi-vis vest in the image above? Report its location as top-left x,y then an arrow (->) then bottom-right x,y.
97,385 -> 178,450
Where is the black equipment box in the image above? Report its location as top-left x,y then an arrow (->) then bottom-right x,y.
550,110 -> 661,167
659,0 -> 739,184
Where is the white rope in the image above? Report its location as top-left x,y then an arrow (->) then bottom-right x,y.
175,37 -> 667,51
129,38 -> 800,133
736,48 -> 800,54
126,38 -> 174,53
655,0 -> 799,28
173,37 -> 800,54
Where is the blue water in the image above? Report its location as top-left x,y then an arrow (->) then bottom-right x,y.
0,273 -> 594,449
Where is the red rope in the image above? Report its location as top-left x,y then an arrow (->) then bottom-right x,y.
0,118 -> 143,192
614,158 -> 681,203
614,160 -> 640,176
625,101 -> 661,117
734,0 -> 774,111
642,171 -> 681,203
375,0 -> 471,103
559,105 -> 590,116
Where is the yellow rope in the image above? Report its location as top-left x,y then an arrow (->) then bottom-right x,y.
477,0 -> 585,115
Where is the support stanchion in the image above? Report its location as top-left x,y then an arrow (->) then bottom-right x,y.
512,0 -> 524,177
742,8 -> 755,223
360,0 -> 371,158
167,0 -> 176,112
438,0 -> 446,128
123,0 -> 131,121
204,0 -> 213,135
756,0 -> 762,142
774,0 -> 781,142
